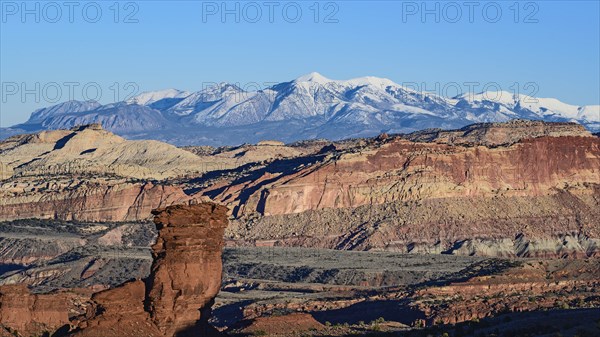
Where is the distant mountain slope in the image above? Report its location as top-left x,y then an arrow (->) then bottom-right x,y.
5,73 -> 599,145
0,123 -> 211,180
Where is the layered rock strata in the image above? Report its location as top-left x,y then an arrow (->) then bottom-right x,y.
203,127 -> 600,257
146,203 -> 229,336
70,203 -> 229,337
405,119 -> 594,146
0,285 -> 69,336
410,259 -> 600,325
0,178 -> 192,221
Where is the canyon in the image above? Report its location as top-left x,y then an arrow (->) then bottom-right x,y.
1,121 -> 599,257
0,120 -> 599,336
204,121 -> 600,258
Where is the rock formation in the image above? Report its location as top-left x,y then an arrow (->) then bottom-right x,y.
147,203 -> 229,336
0,179 -> 192,222
0,124 -> 309,222
0,203 -> 229,337
405,119 -> 593,146
202,122 -> 600,257
0,124 -> 230,181
0,285 -> 69,336
410,259 -> 600,326
68,203 -> 229,337
0,124 -> 236,222
211,135 -> 599,217
2,121 -> 599,257
69,280 -> 163,337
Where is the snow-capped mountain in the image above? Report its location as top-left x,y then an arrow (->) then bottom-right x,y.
126,89 -> 190,106
35,102 -> 175,133
456,91 -> 600,125
27,100 -> 102,124
6,73 -> 599,145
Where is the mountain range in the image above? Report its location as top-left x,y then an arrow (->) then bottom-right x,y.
2,72 -> 599,145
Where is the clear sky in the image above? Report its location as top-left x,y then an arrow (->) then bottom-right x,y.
1,0 -> 599,127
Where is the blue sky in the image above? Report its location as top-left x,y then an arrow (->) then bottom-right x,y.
1,0 -> 599,126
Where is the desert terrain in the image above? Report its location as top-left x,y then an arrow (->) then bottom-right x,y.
0,120 -> 598,336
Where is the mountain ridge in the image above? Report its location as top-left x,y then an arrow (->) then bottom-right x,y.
4,73 -> 599,146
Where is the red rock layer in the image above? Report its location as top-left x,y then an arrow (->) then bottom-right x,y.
0,181 -> 192,222
68,203 -> 229,337
0,285 -> 69,336
207,136 -> 600,256
411,259 -> 600,326
0,203 -> 229,337
147,203 -> 229,336
208,136 -> 600,217
69,280 -> 163,337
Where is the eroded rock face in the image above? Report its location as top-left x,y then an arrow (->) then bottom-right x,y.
0,124 -> 217,180
405,119 -> 593,146
0,179 -> 192,222
0,124 -> 306,222
0,285 -> 69,336
213,136 -> 600,216
410,259 -> 600,326
69,280 -> 163,337
147,203 -> 229,336
206,132 -> 600,257
68,203 -> 229,337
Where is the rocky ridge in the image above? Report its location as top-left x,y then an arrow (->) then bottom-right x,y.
1,120 -> 599,258
0,124 -> 315,222
6,73 -> 599,146
409,259 -> 600,326
0,124 -> 229,180
222,258 -> 600,336
405,119 -> 594,146
198,121 -> 600,257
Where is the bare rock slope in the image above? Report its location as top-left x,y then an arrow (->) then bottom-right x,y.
0,124 -> 212,222
0,124 -> 312,222
201,121 -> 600,257
0,285 -> 69,336
0,124 -> 226,180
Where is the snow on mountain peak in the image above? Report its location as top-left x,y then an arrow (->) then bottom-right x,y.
295,72 -> 399,88
344,76 -> 398,89
13,73 -> 599,146
455,91 -> 599,123
127,89 -> 190,106
457,91 -> 519,105
28,100 -> 102,123
295,72 -> 332,84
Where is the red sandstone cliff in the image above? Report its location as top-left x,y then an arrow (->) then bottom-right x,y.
0,124 -> 236,222
0,285 -> 69,336
205,133 -> 600,257
0,180 -> 192,222
208,136 -> 599,216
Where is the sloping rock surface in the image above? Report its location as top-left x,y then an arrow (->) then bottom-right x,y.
201,122 -> 600,257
